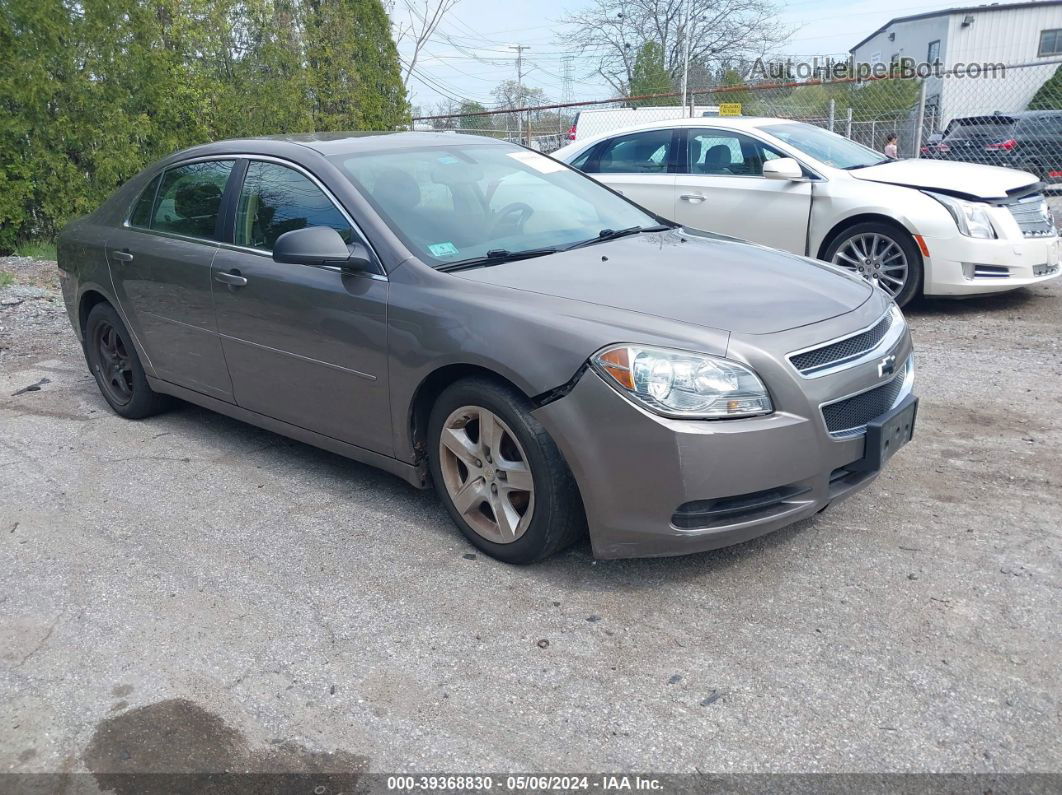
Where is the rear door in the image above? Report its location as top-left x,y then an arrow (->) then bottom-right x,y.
671,127 -> 812,253
210,158 -> 392,455
105,159 -> 236,400
578,128 -> 679,219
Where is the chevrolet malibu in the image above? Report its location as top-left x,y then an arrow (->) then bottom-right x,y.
57,132 -> 917,563
553,117 -> 1061,306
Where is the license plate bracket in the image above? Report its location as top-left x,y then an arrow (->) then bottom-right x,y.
849,394 -> 918,472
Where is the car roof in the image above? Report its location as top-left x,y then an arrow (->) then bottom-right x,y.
165,131 -> 514,163
565,116 -> 797,150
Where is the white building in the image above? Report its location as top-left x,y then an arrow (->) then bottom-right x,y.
850,1 -> 1062,132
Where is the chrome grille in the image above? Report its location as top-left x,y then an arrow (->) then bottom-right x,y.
821,360 -> 910,436
1005,194 -> 1054,238
790,311 -> 894,375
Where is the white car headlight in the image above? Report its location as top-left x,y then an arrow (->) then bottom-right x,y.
591,344 -> 773,419
924,191 -> 997,239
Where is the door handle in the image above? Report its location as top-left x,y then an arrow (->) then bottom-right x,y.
112,250 -> 134,262
214,271 -> 248,287
680,193 -> 706,202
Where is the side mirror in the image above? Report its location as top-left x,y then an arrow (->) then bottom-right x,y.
762,157 -> 805,181
272,226 -> 373,273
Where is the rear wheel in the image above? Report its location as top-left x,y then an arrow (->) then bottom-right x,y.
428,377 -> 585,563
84,303 -> 170,419
824,222 -> 922,307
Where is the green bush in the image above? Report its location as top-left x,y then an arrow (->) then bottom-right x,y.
0,0 -> 409,254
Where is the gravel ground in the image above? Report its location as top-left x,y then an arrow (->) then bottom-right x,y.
0,254 -> 1060,780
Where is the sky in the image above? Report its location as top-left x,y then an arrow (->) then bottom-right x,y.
397,0 -> 983,113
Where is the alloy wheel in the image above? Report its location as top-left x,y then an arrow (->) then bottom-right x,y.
438,405 -> 535,544
93,321 -> 134,406
831,232 -> 909,298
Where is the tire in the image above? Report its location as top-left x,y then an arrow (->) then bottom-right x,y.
427,377 -> 586,563
824,221 -> 923,307
84,302 -> 170,419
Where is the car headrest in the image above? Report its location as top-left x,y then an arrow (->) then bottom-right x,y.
373,168 -> 421,212
704,145 -> 732,169
175,182 -> 222,220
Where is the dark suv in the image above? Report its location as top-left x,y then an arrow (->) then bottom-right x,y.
938,111 -> 1062,182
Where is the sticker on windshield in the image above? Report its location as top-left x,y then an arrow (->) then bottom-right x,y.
437,155 -> 460,164
428,241 -> 460,257
507,150 -> 566,173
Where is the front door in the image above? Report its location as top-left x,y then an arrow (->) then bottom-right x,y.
107,159 -> 236,400
211,159 -> 392,455
578,128 -> 679,220
671,128 -> 813,253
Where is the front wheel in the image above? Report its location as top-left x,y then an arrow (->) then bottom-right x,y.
824,222 -> 923,307
427,377 -> 585,563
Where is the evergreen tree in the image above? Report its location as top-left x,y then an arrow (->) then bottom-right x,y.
629,42 -> 672,105
1029,65 -> 1062,110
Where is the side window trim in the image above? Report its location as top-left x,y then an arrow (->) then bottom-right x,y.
227,156 -> 385,276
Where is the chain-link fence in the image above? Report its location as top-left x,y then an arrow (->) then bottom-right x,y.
412,59 -> 1062,182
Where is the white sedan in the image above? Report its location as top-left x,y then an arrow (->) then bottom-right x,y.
552,117 -> 1061,305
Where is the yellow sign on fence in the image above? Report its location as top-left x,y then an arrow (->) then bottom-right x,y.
719,103 -> 742,116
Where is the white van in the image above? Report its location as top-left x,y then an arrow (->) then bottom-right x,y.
567,106 -> 720,141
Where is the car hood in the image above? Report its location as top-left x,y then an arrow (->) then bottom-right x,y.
453,230 -> 873,335
850,159 -> 1039,199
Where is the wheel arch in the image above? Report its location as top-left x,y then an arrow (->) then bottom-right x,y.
77,288 -> 113,336
816,212 -> 920,261
407,363 -> 530,464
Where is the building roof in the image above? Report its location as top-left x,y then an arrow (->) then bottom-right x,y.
849,0 -> 1062,53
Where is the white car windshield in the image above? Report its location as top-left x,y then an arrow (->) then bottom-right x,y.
331,144 -> 662,267
762,122 -> 889,170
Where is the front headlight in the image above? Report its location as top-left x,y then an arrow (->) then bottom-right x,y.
924,191 -> 997,239
590,344 -> 773,419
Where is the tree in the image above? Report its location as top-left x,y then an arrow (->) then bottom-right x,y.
391,0 -> 460,88
490,80 -> 548,111
558,0 -> 790,95
305,0 -> 409,131
0,0 -> 410,253
629,42 -> 672,104
457,99 -> 491,130
1029,65 -> 1062,110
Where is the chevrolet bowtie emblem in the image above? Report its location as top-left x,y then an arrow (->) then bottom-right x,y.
878,354 -> 897,378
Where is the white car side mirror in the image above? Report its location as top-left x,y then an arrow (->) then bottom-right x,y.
763,158 -> 805,181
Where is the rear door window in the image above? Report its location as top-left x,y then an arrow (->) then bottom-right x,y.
585,129 -> 674,174
150,160 -> 235,240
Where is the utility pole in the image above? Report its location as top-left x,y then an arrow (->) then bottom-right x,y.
680,0 -> 692,114
510,44 -> 531,143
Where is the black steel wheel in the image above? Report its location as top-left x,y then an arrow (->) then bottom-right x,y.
84,302 -> 170,419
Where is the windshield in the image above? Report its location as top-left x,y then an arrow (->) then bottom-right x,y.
330,144 -> 660,266
761,122 -> 886,169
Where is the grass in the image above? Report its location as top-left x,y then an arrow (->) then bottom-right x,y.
0,271 -> 13,288
13,239 -> 57,261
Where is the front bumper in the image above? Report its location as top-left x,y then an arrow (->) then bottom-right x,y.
921,231 -> 1062,296
533,307 -> 915,559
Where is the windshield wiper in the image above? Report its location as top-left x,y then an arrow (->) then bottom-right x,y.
564,224 -> 672,250
843,158 -> 893,170
435,246 -> 558,272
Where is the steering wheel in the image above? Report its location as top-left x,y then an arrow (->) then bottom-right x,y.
489,202 -> 535,237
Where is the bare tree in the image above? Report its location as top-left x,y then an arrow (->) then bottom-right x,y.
557,0 -> 790,94
391,0 -> 461,88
